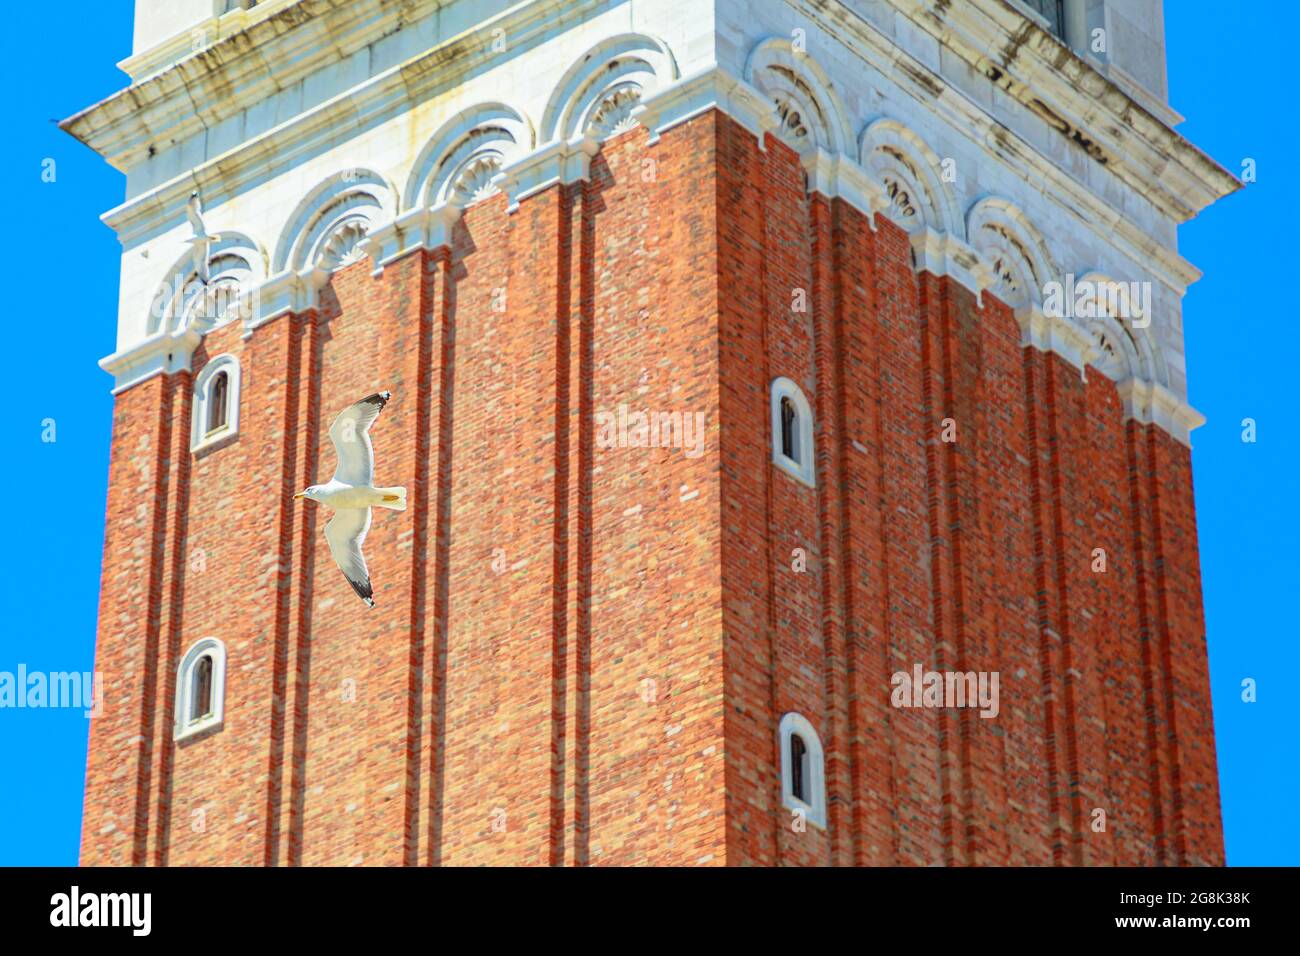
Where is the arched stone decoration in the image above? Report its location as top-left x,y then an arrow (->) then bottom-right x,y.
404,104 -> 532,211
313,214 -> 370,272
966,197 -> 1058,311
1085,315 -> 1140,381
745,37 -> 851,155
273,169 -> 396,275
1072,270 -> 1164,385
861,118 -> 959,236
148,232 -> 265,336
445,148 -> 506,206
585,82 -> 644,139
541,34 -> 678,144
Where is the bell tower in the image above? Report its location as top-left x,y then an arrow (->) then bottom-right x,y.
66,0 -> 1234,865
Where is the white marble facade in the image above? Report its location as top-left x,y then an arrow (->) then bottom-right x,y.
64,0 -> 1237,445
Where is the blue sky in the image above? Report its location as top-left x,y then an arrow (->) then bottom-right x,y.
1,2 -> 1293,866
1166,5 -> 1298,866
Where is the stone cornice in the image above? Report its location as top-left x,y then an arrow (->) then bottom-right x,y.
74,1 -> 1217,448
634,66 -> 780,146
64,0 -> 383,173
72,1 -> 1216,299
789,0 -> 1225,292
62,0 -> 592,178
1102,59 -> 1183,130
69,0 -> 1236,228
95,98 -> 1205,446
910,228 -> 996,305
117,0 -> 303,84
890,0 -> 1240,223
99,326 -> 202,395
1115,377 -> 1206,448
78,0 -> 604,250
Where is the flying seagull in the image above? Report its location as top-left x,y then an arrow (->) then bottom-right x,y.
185,190 -> 212,239
185,190 -> 215,283
294,391 -> 407,607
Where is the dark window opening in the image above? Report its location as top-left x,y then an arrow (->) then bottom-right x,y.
192,655 -> 213,722
1020,0 -> 1065,39
780,396 -> 798,463
208,371 -> 229,434
790,733 -> 808,803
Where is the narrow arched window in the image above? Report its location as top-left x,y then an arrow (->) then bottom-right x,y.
781,396 -> 797,463
778,712 -> 826,828
790,732 -> 808,802
770,378 -> 815,487
191,355 -> 241,452
175,638 -> 227,741
207,371 -> 229,434
192,655 -> 214,720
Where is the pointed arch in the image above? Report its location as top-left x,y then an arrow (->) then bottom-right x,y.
540,33 -> 678,144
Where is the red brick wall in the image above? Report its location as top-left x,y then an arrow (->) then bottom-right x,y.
710,112 -> 1221,866
83,373 -> 170,866
81,108 -> 1222,866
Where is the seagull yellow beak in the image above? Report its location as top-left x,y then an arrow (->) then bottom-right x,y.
293,492 -> 306,500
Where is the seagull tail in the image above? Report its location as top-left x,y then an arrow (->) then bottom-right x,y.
376,486 -> 407,511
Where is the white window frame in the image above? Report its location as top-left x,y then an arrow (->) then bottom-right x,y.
174,637 -> 227,741
191,354 -> 241,452
770,377 -> 815,488
779,712 -> 826,829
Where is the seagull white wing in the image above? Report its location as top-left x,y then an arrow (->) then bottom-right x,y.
328,391 -> 390,487
186,193 -> 208,238
324,507 -> 375,607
